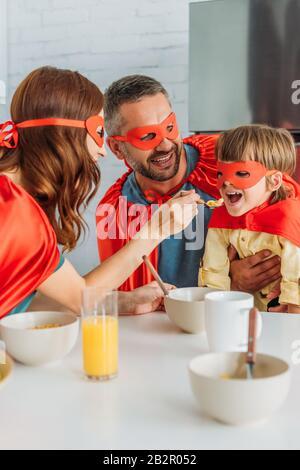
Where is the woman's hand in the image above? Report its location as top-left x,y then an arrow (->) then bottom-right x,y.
118,282 -> 176,315
139,190 -> 200,241
167,190 -> 201,236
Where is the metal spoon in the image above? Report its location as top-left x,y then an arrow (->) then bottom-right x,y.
197,199 -> 224,210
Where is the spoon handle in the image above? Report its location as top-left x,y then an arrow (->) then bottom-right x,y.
247,308 -> 258,366
142,256 -> 169,297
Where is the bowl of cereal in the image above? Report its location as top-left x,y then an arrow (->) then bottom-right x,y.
0,312 -> 79,366
189,352 -> 291,426
164,287 -> 219,334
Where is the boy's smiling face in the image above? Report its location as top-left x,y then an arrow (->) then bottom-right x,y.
217,159 -> 284,217
220,175 -> 273,217
215,125 -> 295,217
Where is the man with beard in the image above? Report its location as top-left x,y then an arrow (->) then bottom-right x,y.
96,75 -> 281,297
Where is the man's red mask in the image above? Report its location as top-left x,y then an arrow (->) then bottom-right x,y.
111,113 -> 179,150
216,161 -> 278,190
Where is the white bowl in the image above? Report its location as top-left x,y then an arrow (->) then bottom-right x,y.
164,287 -> 218,334
0,354 -> 13,391
0,312 -> 79,366
189,352 -> 291,426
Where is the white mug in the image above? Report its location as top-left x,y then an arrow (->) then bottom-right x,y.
204,291 -> 263,353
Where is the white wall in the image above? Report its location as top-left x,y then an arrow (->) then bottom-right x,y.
4,0 -> 208,274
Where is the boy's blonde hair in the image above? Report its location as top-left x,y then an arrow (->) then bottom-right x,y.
216,124 -> 297,203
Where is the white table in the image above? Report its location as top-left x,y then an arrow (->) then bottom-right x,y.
1,312 -> 300,450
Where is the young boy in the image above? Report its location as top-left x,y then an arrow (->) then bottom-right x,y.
199,125 -> 300,313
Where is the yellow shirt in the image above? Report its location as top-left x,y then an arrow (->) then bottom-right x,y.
200,228 -> 300,312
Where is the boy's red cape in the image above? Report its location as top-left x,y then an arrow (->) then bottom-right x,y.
0,175 -> 60,318
96,135 -> 220,291
209,175 -> 300,247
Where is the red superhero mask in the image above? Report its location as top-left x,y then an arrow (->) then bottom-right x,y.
111,113 -> 179,150
0,115 -> 105,150
216,161 -> 278,190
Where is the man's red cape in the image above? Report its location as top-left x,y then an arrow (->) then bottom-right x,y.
96,135 -> 220,291
209,175 -> 300,247
0,176 -> 60,318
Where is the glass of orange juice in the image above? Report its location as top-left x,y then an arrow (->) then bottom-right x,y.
82,287 -> 118,381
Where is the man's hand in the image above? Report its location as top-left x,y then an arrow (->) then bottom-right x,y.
119,282 -> 175,315
228,245 -> 281,294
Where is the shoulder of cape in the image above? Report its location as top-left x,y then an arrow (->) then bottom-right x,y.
184,134 -> 220,200
253,197 -> 300,228
0,176 -> 60,319
97,169 -> 133,208
209,197 -> 300,247
208,205 -> 229,228
0,175 -> 55,230
183,134 -> 220,160
183,134 -> 220,170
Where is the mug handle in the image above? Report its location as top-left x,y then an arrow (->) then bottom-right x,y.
238,308 -> 263,348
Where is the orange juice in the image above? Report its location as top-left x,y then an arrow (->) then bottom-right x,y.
82,315 -> 118,380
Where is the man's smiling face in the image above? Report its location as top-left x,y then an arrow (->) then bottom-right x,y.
115,93 -> 184,182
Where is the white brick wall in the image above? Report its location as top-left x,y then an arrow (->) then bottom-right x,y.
4,0 -> 208,274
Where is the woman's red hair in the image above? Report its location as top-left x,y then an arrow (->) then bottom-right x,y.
0,66 -> 103,251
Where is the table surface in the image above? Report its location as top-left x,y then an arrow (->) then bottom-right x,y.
1,312 -> 300,450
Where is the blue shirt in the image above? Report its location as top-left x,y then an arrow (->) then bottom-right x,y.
8,254 -> 65,315
122,144 -> 215,288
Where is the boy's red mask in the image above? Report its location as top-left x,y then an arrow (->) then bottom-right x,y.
0,115 -> 105,150
111,113 -> 179,150
216,161 -> 278,190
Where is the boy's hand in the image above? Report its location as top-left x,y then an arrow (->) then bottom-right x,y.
229,246 -> 281,294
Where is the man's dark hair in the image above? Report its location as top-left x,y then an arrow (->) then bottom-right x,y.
104,75 -> 171,135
